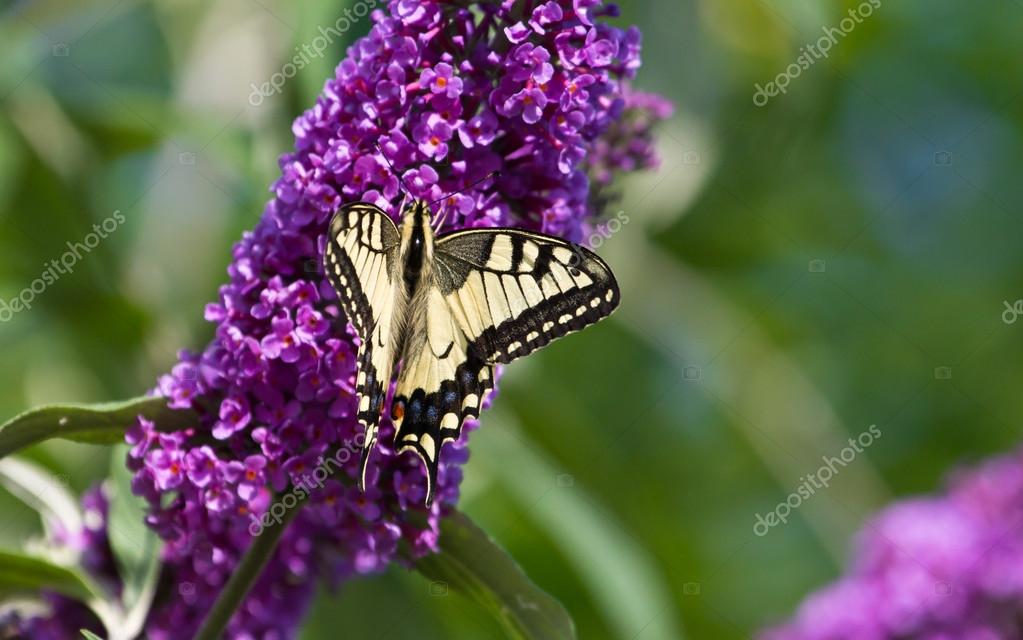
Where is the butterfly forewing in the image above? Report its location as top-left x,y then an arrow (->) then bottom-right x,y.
433,228 -> 620,363
324,203 -> 401,485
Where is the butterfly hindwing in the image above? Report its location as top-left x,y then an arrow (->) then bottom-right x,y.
324,204 -> 400,487
390,285 -> 494,505
433,228 -> 621,364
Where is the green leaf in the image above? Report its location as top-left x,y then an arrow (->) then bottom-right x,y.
81,630 -> 105,640
0,396 -> 197,460
0,456 -> 82,541
414,510 -> 576,640
107,444 -> 162,638
0,550 -> 101,603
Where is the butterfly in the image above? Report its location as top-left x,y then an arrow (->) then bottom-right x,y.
323,197 -> 620,506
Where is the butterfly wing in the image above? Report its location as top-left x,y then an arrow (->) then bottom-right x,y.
323,203 -> 401,488
434,228 -> 620,363
390,228 -> 619,505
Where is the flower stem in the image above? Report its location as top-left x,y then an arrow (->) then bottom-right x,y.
194,505 -> 300,640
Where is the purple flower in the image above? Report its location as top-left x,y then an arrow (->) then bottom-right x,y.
212,395 -> 251,440
393,469 -> 426,511
259,313 -> 303,363
502,87 -> 549,125
420,63 -> 463,99
413,114 -> 455,160
511,43 -> 555,85
761,448 -> 1023,639
148,448 -> 185,490
184,446 -> 218,487
129,1 -> 669,637
238,455 -> 267,501
458,109 -> 499,148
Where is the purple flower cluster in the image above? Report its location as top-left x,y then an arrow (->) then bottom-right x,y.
128,0 -> 668,637
761,448 -> 1023,640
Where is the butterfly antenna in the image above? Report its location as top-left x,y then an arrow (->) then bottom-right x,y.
374,142 -> 411,213
428,170 -> 500,209
433,203 -> 450,232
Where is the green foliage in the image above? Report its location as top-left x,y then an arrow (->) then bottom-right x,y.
0,397 -> 195,459
0,550 -> 100,602
107,445 -> 162,636
415,510 -> 577,640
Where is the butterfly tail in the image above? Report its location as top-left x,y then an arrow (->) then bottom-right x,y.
357,424 -> 377,492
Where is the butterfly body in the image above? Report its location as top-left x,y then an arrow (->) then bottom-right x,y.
324,199 -> 620,505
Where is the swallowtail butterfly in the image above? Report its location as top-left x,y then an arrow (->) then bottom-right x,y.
324,199 -> 620,505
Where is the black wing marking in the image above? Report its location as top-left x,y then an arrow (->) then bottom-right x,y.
323,203 -> 400,488
433,227 -> 620,364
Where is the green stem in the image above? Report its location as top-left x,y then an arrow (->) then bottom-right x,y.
194,505 -> 300,640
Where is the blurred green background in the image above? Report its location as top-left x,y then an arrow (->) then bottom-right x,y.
1,0 -> 1022,637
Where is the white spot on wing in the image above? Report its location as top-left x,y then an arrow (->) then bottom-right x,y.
486,235 -> 514,271
420,433 -> 436,460
518,275 -> 544,306
553,246 -> 574,264
484,271 -> 512,325
549,262 -> 575,292
521,241 -> 540,271
502,274 -> 529,317
540,275 -> 559,298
